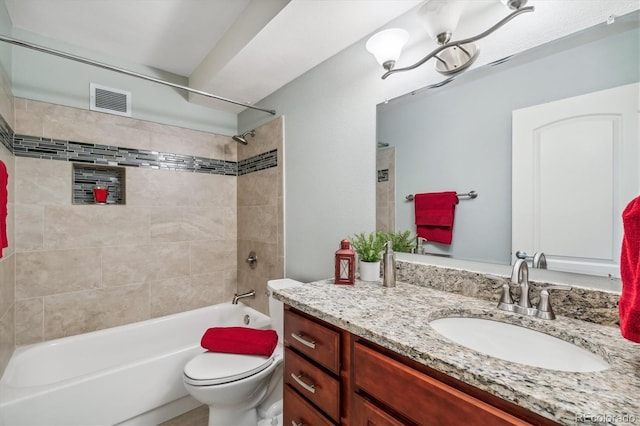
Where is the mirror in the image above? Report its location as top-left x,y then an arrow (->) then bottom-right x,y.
376,10 -> 639,279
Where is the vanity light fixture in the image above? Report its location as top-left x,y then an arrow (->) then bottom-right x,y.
366,0 -> 535,79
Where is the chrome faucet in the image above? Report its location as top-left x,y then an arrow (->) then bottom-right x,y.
232,290 -> 256,304
496,260 -> 571,320
511,259 -> 534,314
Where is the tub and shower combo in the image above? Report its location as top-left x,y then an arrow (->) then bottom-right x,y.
0,302 -> 271,425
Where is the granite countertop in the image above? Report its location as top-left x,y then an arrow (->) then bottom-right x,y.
274,279 -> 640,426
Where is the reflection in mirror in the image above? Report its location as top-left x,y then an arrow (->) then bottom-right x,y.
376,10 -> 639,280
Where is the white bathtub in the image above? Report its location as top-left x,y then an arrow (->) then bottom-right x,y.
0,303 -> 271,426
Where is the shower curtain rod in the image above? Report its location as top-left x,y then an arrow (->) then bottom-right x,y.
0,35 -> 276,116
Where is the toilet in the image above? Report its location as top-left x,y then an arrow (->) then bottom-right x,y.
183,279 -> 302,426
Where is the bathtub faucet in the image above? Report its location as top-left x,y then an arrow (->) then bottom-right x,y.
232,290 -> 256,304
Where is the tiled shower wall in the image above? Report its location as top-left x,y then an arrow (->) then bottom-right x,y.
236,117 -> 284,313
376,146 -> 395,233
3,98 -> 283,351
0,65 -> 15,376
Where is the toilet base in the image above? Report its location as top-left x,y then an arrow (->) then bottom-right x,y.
207,406 -> 258,426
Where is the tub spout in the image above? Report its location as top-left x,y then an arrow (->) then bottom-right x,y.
232,290 -> 256,304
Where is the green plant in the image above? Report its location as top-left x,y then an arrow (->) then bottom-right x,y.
349,231 -> 385,263
380,230 -> 415,253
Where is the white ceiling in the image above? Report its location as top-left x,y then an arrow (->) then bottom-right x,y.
4,0 -> 424,113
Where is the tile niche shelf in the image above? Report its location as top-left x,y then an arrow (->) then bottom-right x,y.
72,163 -> 126,205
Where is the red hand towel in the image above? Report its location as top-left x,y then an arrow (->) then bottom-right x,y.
414,192 -> 459,245
620,195 -> 640,343
200,327 -> 278,357
0,160 -> 8,259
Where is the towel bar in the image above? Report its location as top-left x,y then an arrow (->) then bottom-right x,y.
405,190 -> 477,201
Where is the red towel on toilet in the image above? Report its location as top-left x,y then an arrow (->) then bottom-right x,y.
200,327 -> 278,357
414,191 -> 459,245
620,195 -> 640,343
0,160 -> 8,259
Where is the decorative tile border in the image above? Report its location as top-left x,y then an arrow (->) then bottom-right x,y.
238,149 -> 278,176
0,114 -> 12,154
11,134 -> 277,176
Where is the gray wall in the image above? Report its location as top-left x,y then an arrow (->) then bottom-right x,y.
239,2 -> 640,282
378,25 -> 640,264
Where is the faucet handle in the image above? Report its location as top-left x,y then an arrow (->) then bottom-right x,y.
497,283 -> 516,312
536,285 -> 571,320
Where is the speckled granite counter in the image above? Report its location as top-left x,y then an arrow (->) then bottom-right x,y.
274,279 -> 640,426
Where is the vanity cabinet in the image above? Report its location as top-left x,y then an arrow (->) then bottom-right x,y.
283,306 -> 350,425
283,304 -> 559,426
351,338 -> 561,426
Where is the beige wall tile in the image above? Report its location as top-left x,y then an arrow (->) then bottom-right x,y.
102,242 -> 189,287
44,205 -> 150,249
151,207 -> 224,242
14,98 -> 43,136
15,298 -> 43,346
237,240 -> 280,315
237,205 -> 277,243
43,284 -> 149,340
16,248 -> 102,298
0,304 -> 15,377
14,204 -> 44,251
238,168 -> 279,207
150,272 -> 227,318
0,255 -> 15,320
190,240 -> 237,275
237,116 -> 283,161
15,157 -> 71,206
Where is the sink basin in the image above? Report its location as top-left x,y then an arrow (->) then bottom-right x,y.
429,317 -> 610,372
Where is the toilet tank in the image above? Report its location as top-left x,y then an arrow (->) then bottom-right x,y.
267,279 -> 303,343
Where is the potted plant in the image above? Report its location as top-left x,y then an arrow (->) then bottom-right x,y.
380,230 -> 415,253
350,231 -> 385,281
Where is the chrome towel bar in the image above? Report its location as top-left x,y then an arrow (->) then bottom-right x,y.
405,190 -> 478,201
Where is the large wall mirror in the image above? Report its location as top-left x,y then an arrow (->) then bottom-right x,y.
376,10 -> 639,280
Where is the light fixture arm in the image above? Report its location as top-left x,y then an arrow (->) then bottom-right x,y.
381,5 -> 534,79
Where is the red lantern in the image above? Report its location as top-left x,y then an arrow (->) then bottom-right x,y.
335,239 -> 355,285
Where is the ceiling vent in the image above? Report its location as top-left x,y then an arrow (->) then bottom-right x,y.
90,83 -> 131,117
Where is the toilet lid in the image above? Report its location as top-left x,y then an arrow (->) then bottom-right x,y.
183,352 -> 274,386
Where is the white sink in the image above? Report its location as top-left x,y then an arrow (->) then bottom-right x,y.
429,317 -> 610,372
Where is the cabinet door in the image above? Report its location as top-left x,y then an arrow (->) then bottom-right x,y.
285,347 -> 341,422
284,385 -> 335,426
285,309 -> 341,374
352,394 -> 406,426
354,343 -> 530,426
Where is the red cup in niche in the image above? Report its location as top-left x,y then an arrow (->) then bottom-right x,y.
93,186 -> 108,204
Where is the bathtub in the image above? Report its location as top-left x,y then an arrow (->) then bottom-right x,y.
0,303 -> 271,426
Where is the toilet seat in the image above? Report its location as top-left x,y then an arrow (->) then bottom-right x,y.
184,352 -> 275,386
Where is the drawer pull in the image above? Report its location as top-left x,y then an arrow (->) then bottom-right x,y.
291,372 -> 316,394
292,422 -> 304,426
291,332 -> 316,349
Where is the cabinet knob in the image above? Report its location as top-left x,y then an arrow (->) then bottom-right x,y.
291,372 -> 316,394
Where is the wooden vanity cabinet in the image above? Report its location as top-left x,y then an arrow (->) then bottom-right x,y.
351,337 -> 561,426
283,306 -> 351,425
283,304 -> 560,426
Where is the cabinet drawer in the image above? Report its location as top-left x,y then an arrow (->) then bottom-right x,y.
284,309 -> 340,374
285,347 -> 340,422
352,393 -> 406,426
284,385 -> 335,426
354,343 -> 530,426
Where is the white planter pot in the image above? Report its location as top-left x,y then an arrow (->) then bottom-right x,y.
359,260 -> 381,282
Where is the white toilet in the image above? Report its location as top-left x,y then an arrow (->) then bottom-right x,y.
183,279 -> 302,426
